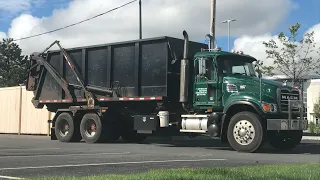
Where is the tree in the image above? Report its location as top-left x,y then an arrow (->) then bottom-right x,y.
0,38 -> 29,87
258,23 -> 320,86
313,93 -> 320,119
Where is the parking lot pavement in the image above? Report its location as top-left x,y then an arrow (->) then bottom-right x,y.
0,134 -> 319,179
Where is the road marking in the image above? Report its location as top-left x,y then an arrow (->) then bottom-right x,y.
0,152 -> 130,159
0,159 -> 227,171
0,175 -> 24,179
0,148 -> 60,151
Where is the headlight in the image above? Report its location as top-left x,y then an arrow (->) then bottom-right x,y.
262,103 -> 278,113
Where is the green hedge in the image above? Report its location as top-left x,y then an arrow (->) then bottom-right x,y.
308,122 -> 320,134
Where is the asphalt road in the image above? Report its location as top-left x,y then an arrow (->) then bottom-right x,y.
0,135 -> 319,180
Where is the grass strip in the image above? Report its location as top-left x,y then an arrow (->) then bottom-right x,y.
30,163 -> 320,180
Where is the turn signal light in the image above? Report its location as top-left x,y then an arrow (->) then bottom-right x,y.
263,104 -> 271,112
262,103 -> 277,113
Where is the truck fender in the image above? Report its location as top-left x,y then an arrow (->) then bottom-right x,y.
223,101 -> 264,115
220,101 -> 264,143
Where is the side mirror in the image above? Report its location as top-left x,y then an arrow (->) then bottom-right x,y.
198,57 -> 206,75
254,63 -> 262,78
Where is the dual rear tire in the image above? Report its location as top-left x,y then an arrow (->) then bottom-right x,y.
54,112 -> 120,143
54,112 -> 146,144
79,113 -> 121,143
54,112 -> 81,143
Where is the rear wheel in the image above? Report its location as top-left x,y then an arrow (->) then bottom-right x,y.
227,111 -> 264,153
80,113 -> 104,143
80,113 -> 121,143
54,112 -> 81,142
268,130 -> 302,150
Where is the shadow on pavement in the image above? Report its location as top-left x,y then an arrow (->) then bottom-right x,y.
140,137 -> 320,155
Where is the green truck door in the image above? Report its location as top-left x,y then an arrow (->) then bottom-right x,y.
194,57 -> 222,110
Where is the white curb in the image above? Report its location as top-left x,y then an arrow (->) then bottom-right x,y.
302,136 -> 320,141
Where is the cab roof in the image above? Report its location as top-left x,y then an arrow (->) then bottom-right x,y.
194,49 -> 257,61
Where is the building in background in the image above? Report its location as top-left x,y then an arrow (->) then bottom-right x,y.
305,79 -> 320,125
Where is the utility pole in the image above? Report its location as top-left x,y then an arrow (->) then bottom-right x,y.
222,19 -> 236,51
139,0 -> 142,39
210,0 -> 216,49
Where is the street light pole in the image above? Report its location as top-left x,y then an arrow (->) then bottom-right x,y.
139,0 -> 142,39
222,19 -> 236,51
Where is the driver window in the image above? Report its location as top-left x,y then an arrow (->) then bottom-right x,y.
205,59 -> 213,80
196,57 -> 213,80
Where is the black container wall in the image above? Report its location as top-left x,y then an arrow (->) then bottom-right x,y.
38,36 -> 207,103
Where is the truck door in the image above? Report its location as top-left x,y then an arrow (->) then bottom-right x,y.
194,57 -> 222,110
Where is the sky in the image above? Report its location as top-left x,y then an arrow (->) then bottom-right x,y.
0,0 -> 319,68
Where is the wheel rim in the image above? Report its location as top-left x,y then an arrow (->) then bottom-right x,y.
84,119 -> 97,137
233,120 -> 255,146
58,119 -> 70,137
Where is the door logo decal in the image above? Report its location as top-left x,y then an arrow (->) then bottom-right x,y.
195,88 -> 207,96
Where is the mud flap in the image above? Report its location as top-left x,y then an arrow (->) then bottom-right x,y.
50,127 -> 57,140
48,120 -> 57,140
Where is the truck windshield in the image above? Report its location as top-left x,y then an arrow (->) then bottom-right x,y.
217,55 -> 256,77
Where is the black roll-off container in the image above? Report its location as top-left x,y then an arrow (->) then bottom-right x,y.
26,35 -> 208,113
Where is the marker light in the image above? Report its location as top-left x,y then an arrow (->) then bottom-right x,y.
231,50 -> 244,54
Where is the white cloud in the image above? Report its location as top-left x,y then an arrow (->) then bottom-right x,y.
0,0 -> 31,13
0,0 -> 45,18
0,0 -> 296,54
0,32 -> 6,40
307,23 -> 320,44
234,34 -> 278,66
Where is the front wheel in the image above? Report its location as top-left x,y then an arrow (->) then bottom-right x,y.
268,130 -> 302,150
227,111 -> 264,153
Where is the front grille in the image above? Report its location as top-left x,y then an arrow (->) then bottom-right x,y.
279,89 -> 300,112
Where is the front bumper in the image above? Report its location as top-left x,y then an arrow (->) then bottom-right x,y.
267,99 -> 307,130
267,119 -> 308,130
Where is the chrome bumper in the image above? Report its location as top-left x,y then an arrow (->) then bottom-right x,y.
267,99 -> 307,130
267,119 -> 308,130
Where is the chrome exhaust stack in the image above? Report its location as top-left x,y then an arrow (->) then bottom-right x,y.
180,30 -> 189,111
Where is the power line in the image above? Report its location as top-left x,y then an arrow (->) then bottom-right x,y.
12,0 -> 138,42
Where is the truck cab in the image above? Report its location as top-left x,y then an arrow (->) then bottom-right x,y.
193,50 -> 257,110
182,47 -> 308,152
193,49 -> 263,111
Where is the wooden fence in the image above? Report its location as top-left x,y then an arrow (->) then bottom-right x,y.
0,86 -> 53,135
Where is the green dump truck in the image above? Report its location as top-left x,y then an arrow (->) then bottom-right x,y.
26,30 -> 307,153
